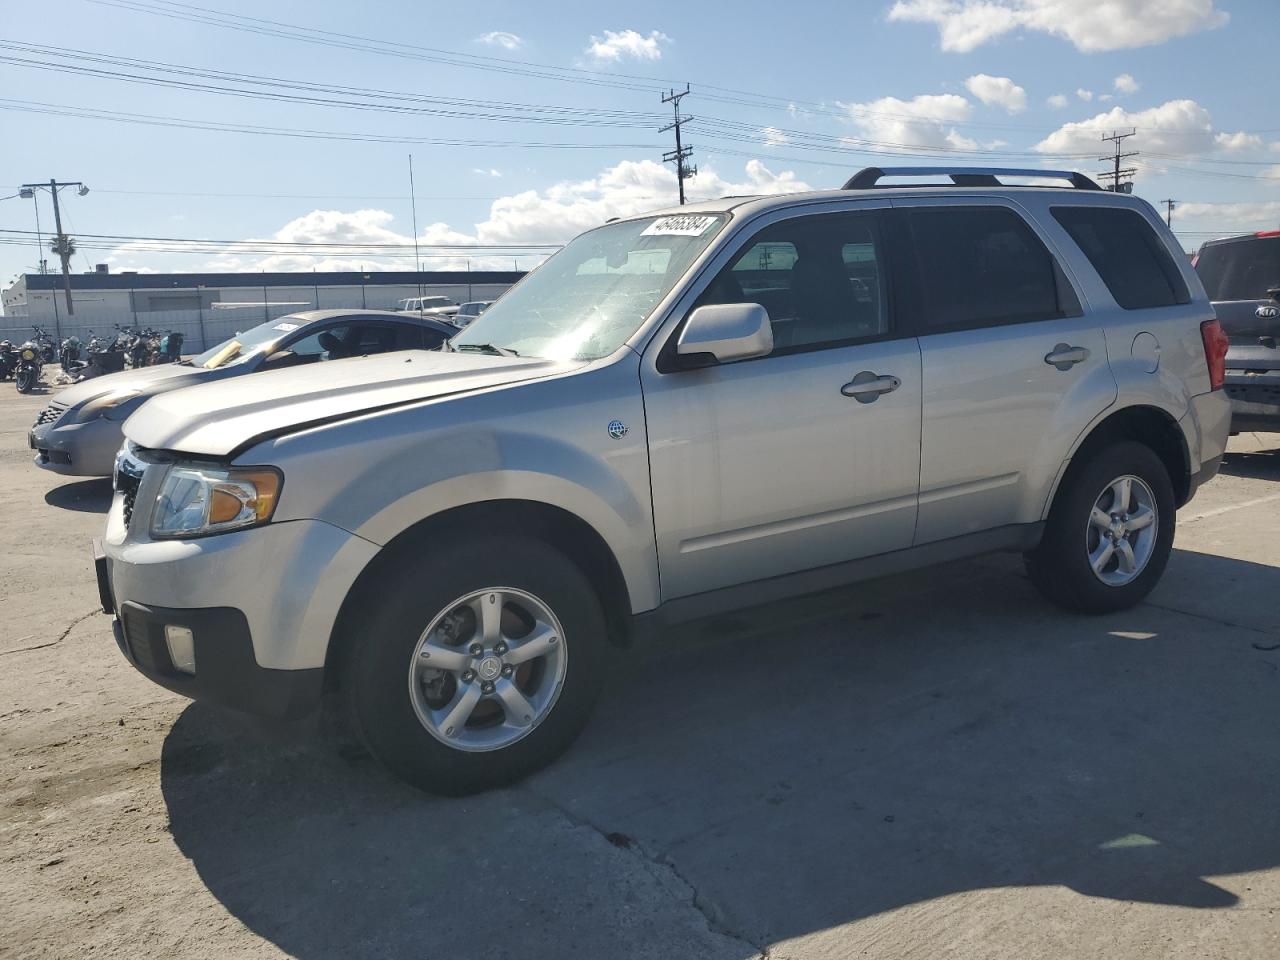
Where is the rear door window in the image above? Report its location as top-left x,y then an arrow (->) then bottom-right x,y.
1194,235 -> 1280,302
1053,206 -> 1190,309
905,206 -> 1071,331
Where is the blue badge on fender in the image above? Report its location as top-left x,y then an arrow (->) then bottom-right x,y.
608,420 -> 628,439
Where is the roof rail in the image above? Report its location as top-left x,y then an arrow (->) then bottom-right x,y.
843,167 -> 1102,191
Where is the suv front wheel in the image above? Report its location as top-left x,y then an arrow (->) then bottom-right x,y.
347,537 -> 610,795
1028,441 -> 1176,614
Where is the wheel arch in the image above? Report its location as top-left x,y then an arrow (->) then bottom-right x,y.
325,499 -> 635,691
1045,404 -> 1192,519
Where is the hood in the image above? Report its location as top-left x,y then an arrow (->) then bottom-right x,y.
124,350 -> 577,457
52,362 -> 213,409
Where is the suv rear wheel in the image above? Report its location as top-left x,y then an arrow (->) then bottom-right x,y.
1028,441 -> 1176,614
347,536 -> 610,795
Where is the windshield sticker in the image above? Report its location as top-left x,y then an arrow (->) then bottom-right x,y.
641,215 -> 717,237
273,322 -> 300,332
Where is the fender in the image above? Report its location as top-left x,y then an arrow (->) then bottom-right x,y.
248,359 -> 661,612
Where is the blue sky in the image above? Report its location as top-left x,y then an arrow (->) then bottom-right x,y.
3,0 -> 1278,285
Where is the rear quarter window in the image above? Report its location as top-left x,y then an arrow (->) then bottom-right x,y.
1053,206 -> 1190,310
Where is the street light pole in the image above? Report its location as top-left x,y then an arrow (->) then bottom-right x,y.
20,180 -> 89,318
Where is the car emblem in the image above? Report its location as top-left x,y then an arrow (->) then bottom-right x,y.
608,420 -> 628,439
1257,305 -> 1279,320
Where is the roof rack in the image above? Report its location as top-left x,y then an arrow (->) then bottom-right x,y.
843,167 -> 1102,191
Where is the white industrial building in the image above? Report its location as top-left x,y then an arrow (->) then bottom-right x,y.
1,267 -> 524,350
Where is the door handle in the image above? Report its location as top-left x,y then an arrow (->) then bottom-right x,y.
1044,343 -> 1090,370
841,371 -> 901,403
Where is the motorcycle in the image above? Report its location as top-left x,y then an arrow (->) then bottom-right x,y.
14,335 -> 45,393
28,327 -> 54,363
60,334 -> 86,378
155,330 -> 184,364
0,340 -> 16,381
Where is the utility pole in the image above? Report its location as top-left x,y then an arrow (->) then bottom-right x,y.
1161,198 -> 1176,228
20,179 -> 89,316
1098,129 -> 1138,193
661,85 -> 696,205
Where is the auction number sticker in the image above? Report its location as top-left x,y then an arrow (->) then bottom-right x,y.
273,322 -> 300,332
641,215 -> 718,237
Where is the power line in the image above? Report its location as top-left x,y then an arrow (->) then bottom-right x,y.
0,98 -> 656,149
0,228 -> 560,250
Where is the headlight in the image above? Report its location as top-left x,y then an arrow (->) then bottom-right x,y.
151,464 -> 283,539
21,348 -> 35,361
79,391 -> 143,421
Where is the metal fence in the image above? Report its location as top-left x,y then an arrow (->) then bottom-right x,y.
0,282 -> 514,352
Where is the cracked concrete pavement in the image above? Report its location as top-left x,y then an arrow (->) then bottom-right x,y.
2,385 -> 1279,959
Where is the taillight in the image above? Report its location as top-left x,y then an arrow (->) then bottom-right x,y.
1200,319 -> 1229,390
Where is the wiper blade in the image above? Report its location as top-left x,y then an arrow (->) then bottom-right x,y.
455,343 -> 519,357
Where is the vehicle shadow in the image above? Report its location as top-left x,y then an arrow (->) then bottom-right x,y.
161,548 -> 1280,959
1220,446 -> 1280,481
44,477 -> 113,513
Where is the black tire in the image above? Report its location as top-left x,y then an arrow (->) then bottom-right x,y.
15,367 -> 35,393
345,536 -> 611,795
1027,440 -> 1176,614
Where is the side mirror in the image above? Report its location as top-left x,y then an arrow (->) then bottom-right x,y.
676,303 -> 773,366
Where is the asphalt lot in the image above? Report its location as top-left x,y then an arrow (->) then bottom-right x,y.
2,382 -> 1279,960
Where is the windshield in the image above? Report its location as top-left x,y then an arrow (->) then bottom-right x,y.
452,213 -> 728,360
193,316 -> 305,369
1196,236 -> 1280,301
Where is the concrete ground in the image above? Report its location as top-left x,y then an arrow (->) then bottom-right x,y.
2,383 -> 1279,960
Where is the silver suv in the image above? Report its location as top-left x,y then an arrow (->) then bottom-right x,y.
96,168 -> 1232,794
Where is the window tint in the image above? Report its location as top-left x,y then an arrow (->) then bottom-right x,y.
908,206 -> 1066,330
1053,206 -> 1190,309
698,213 -> 888,350
1195,235 -> 1280,302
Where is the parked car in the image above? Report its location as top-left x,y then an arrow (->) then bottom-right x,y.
453,301 -> 492,328
1193,230 -> 1280,433
30,309 -> 456,476
97,167 -> 1231,795
396,296 -> 459,319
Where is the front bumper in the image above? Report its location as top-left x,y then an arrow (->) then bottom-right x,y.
1224,376 -> 1280,432
30,414 -> 125,477
101,506 -> 380,719
109,596 -> 324,720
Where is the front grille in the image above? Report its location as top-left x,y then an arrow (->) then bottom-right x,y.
33,402 -> 66,427
113,445 -> 147,528
118,470 -> 141,526
121,605 -> 167,673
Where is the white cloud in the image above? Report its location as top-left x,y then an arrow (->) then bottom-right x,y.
964,73 -> 1027,112
472,168 -> 504,178
1098,93 -> 1114,102
1034,99 -> 1215,156
760,126 -> 790,146
585,29 -> 670,62
1047,93 -> 1069,108
475,31 -> 523,51
1214,131 -> 1263,152
1178,200 -> 1280,227
1114,73 -> 1140,94
115,161 -> 813,273
1076,88 -> 1094,101
841,93 -> 975,151
887,0 -> 1228,53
